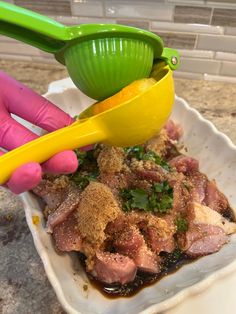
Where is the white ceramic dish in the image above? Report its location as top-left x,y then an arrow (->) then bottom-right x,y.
21,78 -> 236,314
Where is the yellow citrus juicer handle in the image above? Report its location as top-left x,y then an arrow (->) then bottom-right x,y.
0,64 -> 174,185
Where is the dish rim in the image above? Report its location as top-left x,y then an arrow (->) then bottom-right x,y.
21,78 -> 236,314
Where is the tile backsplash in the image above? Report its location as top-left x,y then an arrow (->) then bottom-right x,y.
1,0 -> 236,81
174,5 -> 212,24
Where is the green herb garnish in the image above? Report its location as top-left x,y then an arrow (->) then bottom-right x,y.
70,172 -> 98,189
175,217 -> 188,232
124,145 -> 171,171
143,151 -> 170,171
74,150 -> 88,167
149,182 -> 173,214
120,188 -> 149,212
124,146 -> 145,160
74,149 -> 96,167
120,181 -> 173,214
69,146 -> 98,189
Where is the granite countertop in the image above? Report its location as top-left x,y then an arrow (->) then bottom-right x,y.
0,60 -> 236,314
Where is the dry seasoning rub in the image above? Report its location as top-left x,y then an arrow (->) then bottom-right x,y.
33,120 -> 236,297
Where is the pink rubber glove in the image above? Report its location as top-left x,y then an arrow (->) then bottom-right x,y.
0,71 -> 78,194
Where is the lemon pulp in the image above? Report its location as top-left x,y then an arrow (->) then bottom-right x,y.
93,78 -> 157,115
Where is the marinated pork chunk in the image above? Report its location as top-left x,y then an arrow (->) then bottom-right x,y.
33,119 -> 236,295
177,224 -> 228,257
92,252 -> 137,285
53,211 -> 82,252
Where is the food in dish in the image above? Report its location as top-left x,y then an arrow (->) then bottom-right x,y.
33,120 -> 236,296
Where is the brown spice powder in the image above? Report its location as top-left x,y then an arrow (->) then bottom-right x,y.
77,182 -> 122,248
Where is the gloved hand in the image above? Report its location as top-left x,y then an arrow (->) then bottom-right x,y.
0,71 -> 78,194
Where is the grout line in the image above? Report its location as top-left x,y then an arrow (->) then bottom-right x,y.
101,0 -> 106,18
205,1 -> 236,10
218,60 -> 223,75
223,25 -> 227,35
170,3 -> 174,23
209,6 -> 214,25
193,34 -> 199,50
204,73 -> 236,83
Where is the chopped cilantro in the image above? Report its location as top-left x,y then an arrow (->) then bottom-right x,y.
74,150 -> 88,166
70,172 -> 98,189
69,147 -> 98,189
149,182 -> 173,214
143,151 -> 171,171
120,181 -> 173,214
120,188 -> 149,212
74,149 -> 96,166
158,194 -> 173,212
153,181 -> 171,193
124,146 -> 145,160
130,189 -> 149,210
175,217 -> 188,232
124,145 -> 171,171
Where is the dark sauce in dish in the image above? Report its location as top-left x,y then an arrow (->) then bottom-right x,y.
78,250 -> 194,298
222,208 -> 235,222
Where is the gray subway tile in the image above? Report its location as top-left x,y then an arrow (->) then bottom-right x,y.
174,71 -> 204,80
215,52 -> 236,61
169,0 -> 205,4
0,42 -> 41,56
150,21 -> 223,34
206,0 -> 235,5
204,73 -> 236,83
207,1 -> 236,9
77,17 -> 117,24
14,0 -> 71,16
116,20 -> 149,30
225,27 -> 236,35
54,16 -> 80,25
179,49 -> 214,59
107,0 -> 166,2
107,0 -> 165,1
197,34 -> 236,53
105,1 -> 173,21
220,61 -> 236,76
71,1 -> 104,17
212,8 -> 236,27
154,31 -> 196,49
0,53 -> 32,62
207,0 -> 236,3
32,56 -> 57,64
174,5 -> 212,24
178,57 -> 221,74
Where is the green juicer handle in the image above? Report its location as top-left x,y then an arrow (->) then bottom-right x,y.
151,47 -> 180,81
159,47 -> 180,71
0,1 -> 68,53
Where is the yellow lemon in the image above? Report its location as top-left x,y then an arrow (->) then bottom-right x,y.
93,78 -> 157,115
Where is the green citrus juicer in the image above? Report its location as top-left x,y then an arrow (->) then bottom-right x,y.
0,1 -> 179,100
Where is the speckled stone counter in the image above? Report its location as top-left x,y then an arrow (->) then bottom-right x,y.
0,60 -> 235,314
